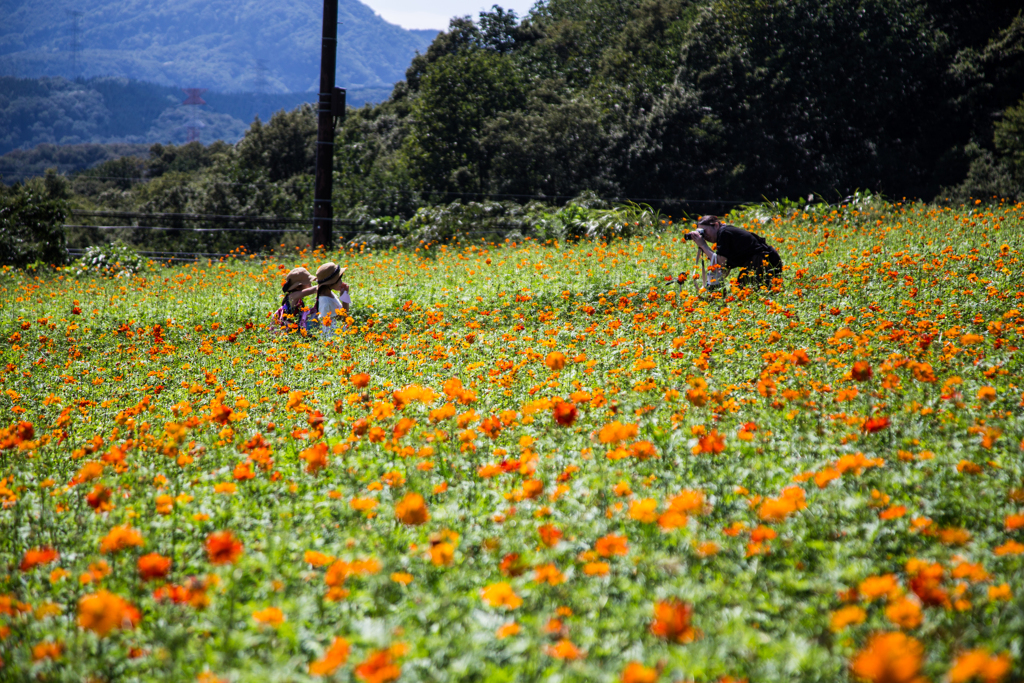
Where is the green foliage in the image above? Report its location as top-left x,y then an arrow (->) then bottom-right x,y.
0,169 -> 69,267
0,142 -> 151,185
69,240 -> 146,278
993,95 -> 1024,187
405,50 -> 526,194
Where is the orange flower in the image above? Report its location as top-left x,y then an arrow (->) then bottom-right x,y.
350,373 -> 371,388
77,590 -> 140,637
205,530 -> 243,565
880,505 -> 907,520
395,492 -> 429,526
651,599 -> 699,643
533,564 -> 565,586
583,561 -> 610,576
851,361 -> 873,381
86,484 -> 113,512
863,416 -> 891,433
657,510 -> 688,530
546,639 -> 584,660
885,597 -> 923,629
859,575 -> 902,601
354,648 -> 401,683
988,583 -> 1012,601
693,429 -> 725,455
481,582 -> 522,609
31,641 -> 62,662
99,525 -> 144,554
621,662 -> 659,683
429,542 -> 455,567
538,523 -> 563,547
500,553 -> 527,577
496,622 -> 520,639
906,559 -> 947,606
391,572 -> 414,585
137,553 -> 172,581
252,607 -> 285,627
300,443 -> 330,474
310,637 -> 350,676
758,486 -> 806,522
994,540 -> 1024,555
599,421 -> 639,444
629,498 -> 659,523
830,605 -> 867,632
1004,513 -> 1024,531
20,546 -> 59,571
668,490 -> 706,514
552,401 -> 578,427
629,440 -> 657,459
948,649 -> 1011,683
595,533 -> 629,557
850,632 -> 926,683
304,550 -> 336,567
545,351 -> 567,371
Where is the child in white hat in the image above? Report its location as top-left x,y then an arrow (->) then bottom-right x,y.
314,262 -> 350,337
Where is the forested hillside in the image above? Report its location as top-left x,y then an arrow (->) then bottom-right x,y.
0,76 -> 390,178
0,0 -> 437,92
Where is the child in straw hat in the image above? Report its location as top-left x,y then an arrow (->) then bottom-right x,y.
314,262 -> 350,337
274,267 -> 316,333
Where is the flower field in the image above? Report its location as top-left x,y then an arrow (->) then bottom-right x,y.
2,201 -> 1024,682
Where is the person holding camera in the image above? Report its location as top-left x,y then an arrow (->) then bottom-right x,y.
685,215 -> 783,289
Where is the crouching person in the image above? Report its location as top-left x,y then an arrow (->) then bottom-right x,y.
685,215 -> 783,289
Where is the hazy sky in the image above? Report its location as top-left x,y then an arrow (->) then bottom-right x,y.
362,0 -> 535,31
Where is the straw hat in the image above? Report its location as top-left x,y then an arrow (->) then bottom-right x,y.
315,262 -> 346,287
282,267 -> 313,293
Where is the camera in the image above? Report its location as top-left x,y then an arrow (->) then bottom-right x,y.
684,228 -> 705,241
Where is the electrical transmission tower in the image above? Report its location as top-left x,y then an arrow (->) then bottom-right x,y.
68,10 -> 83,80
254,59 -> 268,122
182,88 -> 207,143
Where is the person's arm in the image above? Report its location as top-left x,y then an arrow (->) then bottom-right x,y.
687,232 -> 717,260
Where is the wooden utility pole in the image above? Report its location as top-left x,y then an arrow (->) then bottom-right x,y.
313,0 -> 343,248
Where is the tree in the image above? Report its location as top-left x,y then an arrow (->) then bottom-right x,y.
403,50 -> 525,194
0,169 -> 69,267
641,0 -> 958,200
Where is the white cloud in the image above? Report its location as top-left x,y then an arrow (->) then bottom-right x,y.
364,0 -> 536,30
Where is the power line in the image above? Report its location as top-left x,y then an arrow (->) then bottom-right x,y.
69,210 -> 360,225
64,224 -> 308,234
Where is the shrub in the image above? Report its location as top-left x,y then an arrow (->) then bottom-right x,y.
70,241 -> 146,278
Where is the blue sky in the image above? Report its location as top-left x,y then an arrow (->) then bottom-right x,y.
362,0 -> 536,31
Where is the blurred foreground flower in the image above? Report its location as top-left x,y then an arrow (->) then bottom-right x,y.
78,590 -> 139,637
310,637 -> 350,676
850,632 -> 926,683
206,530 -> 243,565
651,599 -> 699,643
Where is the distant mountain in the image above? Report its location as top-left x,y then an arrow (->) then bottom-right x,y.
0,0 -> 438,92
0,76 -> 392,168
